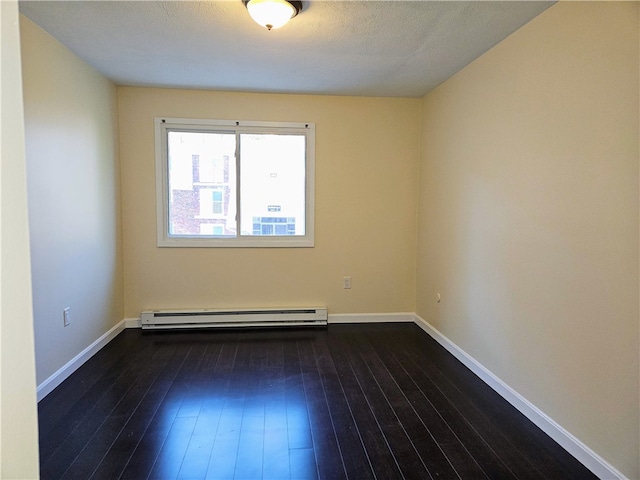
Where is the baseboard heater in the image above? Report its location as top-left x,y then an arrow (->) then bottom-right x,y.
140,307 -> 328,330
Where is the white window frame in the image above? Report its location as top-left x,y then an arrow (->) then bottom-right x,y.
155,118 -> 315,247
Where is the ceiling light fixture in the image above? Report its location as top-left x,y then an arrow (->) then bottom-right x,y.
244,0 -> 302,31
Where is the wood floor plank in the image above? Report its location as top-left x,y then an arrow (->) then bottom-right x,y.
289,447 -> 319,480
356,331 -> 462,480
41,344 -> 161,479
118,340 -> 198,480
387,326 -> 597,480
282,339 -> 313,452
296,337 -> 347,480
282,338 -> 318,479
337,332 -> 433,480
175,390 -> 225,479
404,330 -> 596,480
311,334 -> 376,480
63,347 -> 177,480
175,344 -> 241,480
203,399 -> 244,480
386,335 -> 519,479
38,332 -> 157,469
37,325 -> 599,480
117,395 -> 187,479
262,362 -> 290,480
325,333 -> 404,479
204,335 -> 253,480
89,342 -> 185,479
38,331 -> 145,442
234,340 -> 268,480
365,333 -> 488,480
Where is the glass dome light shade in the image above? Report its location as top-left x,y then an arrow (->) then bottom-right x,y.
246,0 -> 297,30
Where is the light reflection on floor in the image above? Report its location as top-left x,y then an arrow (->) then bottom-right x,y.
145,378 -> 318,480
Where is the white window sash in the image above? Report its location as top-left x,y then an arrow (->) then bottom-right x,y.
155,118 -> 315,248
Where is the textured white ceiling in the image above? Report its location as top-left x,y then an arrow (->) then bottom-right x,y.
19,0 -> 554,98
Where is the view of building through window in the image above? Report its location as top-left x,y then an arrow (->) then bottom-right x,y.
166,130 -> 306,238
240,133 -> 306,236
168,131 -> 236,237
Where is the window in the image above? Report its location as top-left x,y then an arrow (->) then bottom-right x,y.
155,118 -> 315,247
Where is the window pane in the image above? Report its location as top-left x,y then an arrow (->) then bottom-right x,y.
199,224 -> 226,236
239,134 -> 306,236
157,118 -> 314,247
167,131 -> 236,237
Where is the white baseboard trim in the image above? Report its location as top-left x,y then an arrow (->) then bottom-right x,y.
36,319 -> 126,402
413,314 -> 626,480
328,312 -> 415,324
125,317 -> 141,328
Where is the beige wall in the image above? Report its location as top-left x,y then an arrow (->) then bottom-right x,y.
118,88 -> 419,317
20,16 -> 124,384
1,2 -> 40,477
416,2 -> 639,477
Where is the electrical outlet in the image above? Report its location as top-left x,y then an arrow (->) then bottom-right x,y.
343,276 -> 351,289
63,307 -> 71,327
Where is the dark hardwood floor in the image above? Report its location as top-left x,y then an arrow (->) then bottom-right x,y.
38,323 -> 597,480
